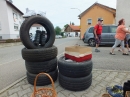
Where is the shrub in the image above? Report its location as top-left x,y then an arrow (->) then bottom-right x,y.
6,39 -> 15,43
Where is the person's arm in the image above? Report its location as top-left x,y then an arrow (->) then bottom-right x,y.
122,27 -> 130,33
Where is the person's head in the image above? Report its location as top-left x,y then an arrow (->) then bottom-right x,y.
118,19 -> 125,26
98,18 -> 103,25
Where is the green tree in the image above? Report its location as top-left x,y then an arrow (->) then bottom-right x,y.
72,22 -> 75,25
54,26 -> 61,35
64,24 -> 68,28
61,32 -> 64,36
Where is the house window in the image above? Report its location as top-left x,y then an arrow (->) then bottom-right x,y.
87,19 -> 92,25
14,24 -> 19,30
0,22 -> 1,30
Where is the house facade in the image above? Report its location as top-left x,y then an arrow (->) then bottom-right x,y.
79,2 -> 116,39
116,0 -> 130,28
0,0 -> 23,39
64,25 -> 80,37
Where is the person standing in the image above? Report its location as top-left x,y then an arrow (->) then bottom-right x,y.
94,18 -> 103,52
110,19 -> 130,55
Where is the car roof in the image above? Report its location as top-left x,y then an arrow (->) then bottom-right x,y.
89,25 -> 117,28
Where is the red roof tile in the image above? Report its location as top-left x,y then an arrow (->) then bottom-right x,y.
69,25 -> 80,31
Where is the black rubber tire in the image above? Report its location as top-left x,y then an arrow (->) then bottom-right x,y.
25,57 -> 57,74
59,73 -> 92,91
58,56 -> 93,78
20,16 -> 55,49
88,38 -> 96,47
22,46 -> 57,62
27,69 -> 58,86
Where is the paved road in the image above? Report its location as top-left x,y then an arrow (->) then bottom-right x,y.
0,37 -> 80,91
1,37 -> 130,92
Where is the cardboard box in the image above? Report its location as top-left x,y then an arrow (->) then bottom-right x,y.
65,46 -> 92,62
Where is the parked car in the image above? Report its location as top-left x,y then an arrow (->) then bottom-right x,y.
55,35 -> 62,38
83,25 -> 130,47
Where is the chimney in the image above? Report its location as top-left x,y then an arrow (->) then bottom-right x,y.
26,8 -> 29,13
9,0 -> 13,3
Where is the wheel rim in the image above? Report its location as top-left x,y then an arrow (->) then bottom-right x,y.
89,39 -> 95,46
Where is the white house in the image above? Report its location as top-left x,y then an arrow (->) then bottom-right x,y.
0,0 -> 24,39
116,0 -> 130,28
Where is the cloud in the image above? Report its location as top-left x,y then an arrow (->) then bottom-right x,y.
13,0 -> 116,28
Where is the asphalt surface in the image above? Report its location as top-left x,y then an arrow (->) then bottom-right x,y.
0,37 -> 80,91
1,37 -> 130,91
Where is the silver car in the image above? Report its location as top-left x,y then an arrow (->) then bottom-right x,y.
83,25 -> 130,46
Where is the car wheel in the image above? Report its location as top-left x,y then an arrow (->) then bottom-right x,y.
27,69 -> 58,86
59,73 -> 92,91
58,56 -> 93,78
88,38 -> 95,47
20,16 -> 55,49
25,57 -> 57,74
22,46 -> 57,62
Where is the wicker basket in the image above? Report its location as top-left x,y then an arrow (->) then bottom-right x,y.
30,72 -> 57,97
102,94 -> 111,97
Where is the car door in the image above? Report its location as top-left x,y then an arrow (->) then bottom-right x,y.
101,26 -> 110,44
109,26 -> 117,44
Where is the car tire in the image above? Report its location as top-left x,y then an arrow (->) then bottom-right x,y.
58,56 -> 93,78
59,73 -> 92,91
88,38 -> 96,47
27,69 -> 58,86
20,16 -> 55,49
25,57 -> 57,74
22,46 -> 57,62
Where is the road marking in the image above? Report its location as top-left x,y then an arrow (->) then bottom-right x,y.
0,58 -> 22,66
0,52 -> 64,66
0,52 -> 64,93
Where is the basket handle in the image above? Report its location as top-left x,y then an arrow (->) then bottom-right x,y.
33,72 -> 55,92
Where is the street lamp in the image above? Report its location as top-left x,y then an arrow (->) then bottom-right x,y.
71,8 -> 81,39
70,8 -> 81,14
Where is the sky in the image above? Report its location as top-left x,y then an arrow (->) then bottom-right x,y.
12,0 -> 117,28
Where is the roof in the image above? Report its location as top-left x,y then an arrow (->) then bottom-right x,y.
78,2 -> 116,18
6,0 -> 23,15
65,25 -> 80,31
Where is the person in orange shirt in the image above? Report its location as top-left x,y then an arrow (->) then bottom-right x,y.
110,19 -> 130,55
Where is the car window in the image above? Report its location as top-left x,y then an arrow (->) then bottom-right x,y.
88,27 -> 94,33
110,26 -> 117,33
102,26 -> 109,33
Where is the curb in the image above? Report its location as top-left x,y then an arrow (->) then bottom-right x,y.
0,76 -> 26,94
1,69 -> 130,94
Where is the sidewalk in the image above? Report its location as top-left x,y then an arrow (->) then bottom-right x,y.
1,69 -> 130,97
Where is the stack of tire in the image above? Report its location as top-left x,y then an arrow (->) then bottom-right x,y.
20,16 -> 58,86
58,56 -> 93,91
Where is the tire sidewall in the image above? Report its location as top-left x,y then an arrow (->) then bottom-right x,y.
20,16 -> 55,49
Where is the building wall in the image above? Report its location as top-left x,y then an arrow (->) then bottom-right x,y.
65,26 -> 72,32
0,0 -> 10,39
116,0 -> 130,28
7,4 -> 23,39
80,5 -> 115,39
